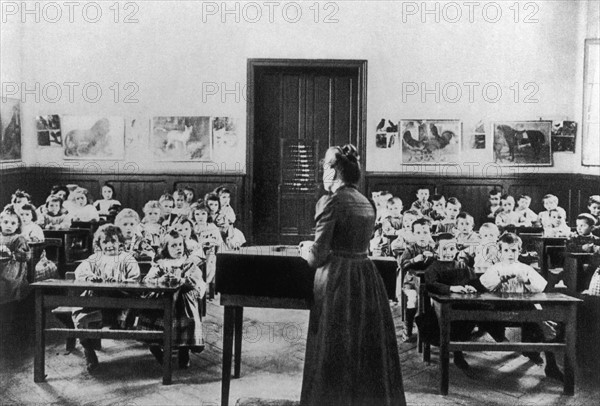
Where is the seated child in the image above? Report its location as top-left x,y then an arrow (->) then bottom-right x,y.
473,223 -> 500,274
479,233 -> 564,381
18,204 -> 45,242
172,189 -> 191,218
37,195 -> 71,230
139,230 -> 206,369
183,187 -> 196,206
424,233 -> 482,369
543,208 -> 570,237
435,197 -> 461,234
159,193 -> 178,227
10,189 -> 32,212
67,187 -> 99,222
410,187 -> 432,216
495,195 -> 522,229
588,195 -> 600,236
454,212 -> 480,264
140,200 -> 165,249
482,188 -> 502,225
514,195 -> 538,227
93,183 -> 121,217
426,194 -> 446,226
205,192 -> 246,250
381,197 -> 403,236
390,209 -> 420,255
190,202 -> 223,285
115,209 -> 155,261
398,217 -> 435,342
71,224 -> 141,372
375,191 -> 393,227
538,194 -> 566,229
173,217 -> 201,256
0,206 -> 31,305
215,187 -> 237,225
566,213 -> 600,253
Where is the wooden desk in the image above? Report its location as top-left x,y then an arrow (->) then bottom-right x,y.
31,279 -> 181,385
563,253 -> 594,293
215,245 -> 397,406
535,237 -> 567,278
427,292 -> 581,396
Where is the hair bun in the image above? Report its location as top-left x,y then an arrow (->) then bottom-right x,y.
340,144 -> 359,162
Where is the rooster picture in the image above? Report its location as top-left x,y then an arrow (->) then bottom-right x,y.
401,120 -> 460,163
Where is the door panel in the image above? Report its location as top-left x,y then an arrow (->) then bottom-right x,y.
252,65 -> 362,244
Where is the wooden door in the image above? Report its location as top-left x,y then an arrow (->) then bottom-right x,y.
250,62 -> 366,245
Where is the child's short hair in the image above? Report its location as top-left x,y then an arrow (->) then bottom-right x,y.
489,188 -> 502,197
45,195 -> 63,207
172,188 -> 186,199
436,232 -> 456,244
588,195 -> 600,206
416,187 -> 429,193
456,212 -> 474,225
501,195 -> 515,204
174,217 -> 197,240
101,182 -> 116,197
387,196 -> 402,207
143,200 -> 162,213
115,208 -> 140,224
69,187 -> 91,204
498,232 -> 522,249
190,202 -> 209,215
0,205 -> 22,234
93,224 -> 125,250
11,189 -> 31,203
479,222 -> 500,237
411,217 -> 431,231
543,194 -> 559,204
20,203 -> 38,222
159,193 -> 174,203
577,213 -> 597,227
431,194 -> 445,202
446,197 -> 461,208
518,194 -> 531,202
216,186 -> 232,196
50,184 -> 69,198
549,208 -> 566,218
158,230 -> 188,259
183,186 -> 195,195
204,192 -> 221,209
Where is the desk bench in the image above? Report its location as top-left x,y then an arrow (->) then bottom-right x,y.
32,279 -> 181,385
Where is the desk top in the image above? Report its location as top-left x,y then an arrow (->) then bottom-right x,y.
429,292 -> 582,303
565,252 -> 594,258
31,279 -> 180,292
43,228 -> 90,235
534,236 -> 568,242
220,245 -> 396,263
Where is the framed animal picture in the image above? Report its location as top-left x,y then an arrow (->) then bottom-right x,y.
492,120 -> 552,166
62,116 -> 125,160
400,119 -> 461,164
152,116 -> 212,161
0,97 -> 22,162
36,115 -> 62,147
551,120 -> 577,153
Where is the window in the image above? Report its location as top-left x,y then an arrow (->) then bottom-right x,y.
582,39 -> 600,166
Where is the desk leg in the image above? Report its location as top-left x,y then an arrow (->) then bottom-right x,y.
234,307 -> 243,379
222,306 -> 235,406
162,294 -> 174,385
438,302 -> 450,396
34,289 -> 45,382
564,304 -> 577,396
563,257 -> 577,293
422,293 -> 431,363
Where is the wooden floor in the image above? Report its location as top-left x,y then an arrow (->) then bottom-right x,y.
1,294 -> 599,406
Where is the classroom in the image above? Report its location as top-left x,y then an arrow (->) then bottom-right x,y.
1,1 -> 599,405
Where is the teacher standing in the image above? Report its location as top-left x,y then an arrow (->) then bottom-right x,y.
299,145 -> 406,406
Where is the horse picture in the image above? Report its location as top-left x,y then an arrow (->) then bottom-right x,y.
493,121 -> 552,165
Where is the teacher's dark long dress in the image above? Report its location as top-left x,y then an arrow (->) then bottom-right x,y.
301,185 -> 406,406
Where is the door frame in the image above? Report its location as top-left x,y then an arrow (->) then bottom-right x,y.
246,58 -> 368,243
